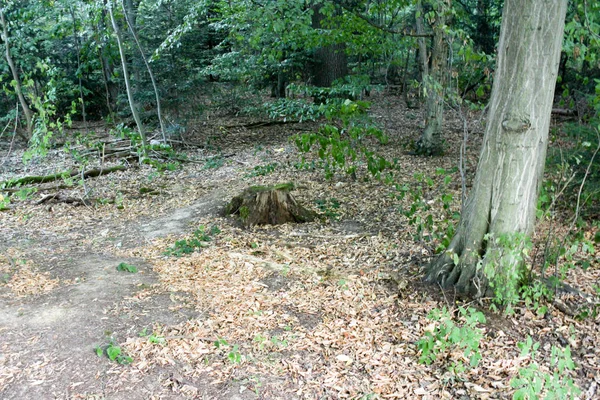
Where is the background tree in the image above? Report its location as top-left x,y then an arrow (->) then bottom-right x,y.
426,0 -> 569,298
0,6 -> 34,138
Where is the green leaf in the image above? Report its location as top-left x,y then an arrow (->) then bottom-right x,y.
116,263 -> 138,273
106,345 -> 121,361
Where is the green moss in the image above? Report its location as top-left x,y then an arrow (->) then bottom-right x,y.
239,205 -> 250,220
247,182 -> 295,194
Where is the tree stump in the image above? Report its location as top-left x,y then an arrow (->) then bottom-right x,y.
224,183 -> 316,227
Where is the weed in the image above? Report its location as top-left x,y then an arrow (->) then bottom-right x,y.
0,193 -> 10,210
204,155 -> 224,170
116,262 -> 138,273
395,168 -> 458,251
417,306 -> 486,375
511,336 -> 580,399
164,225 -> 220,257
214,337 -> 243,364
246,163 -> 278,177
95,340 -> 133,365
481,232 -> 532,312
314,198 -> 341,220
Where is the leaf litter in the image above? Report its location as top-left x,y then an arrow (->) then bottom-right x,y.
0,95 -> 598,399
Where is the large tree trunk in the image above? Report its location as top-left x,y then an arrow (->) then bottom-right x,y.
0,9 -> 34,139
311,2 -> 348,88
416,0 -> 449,156
425,0 -> 568,296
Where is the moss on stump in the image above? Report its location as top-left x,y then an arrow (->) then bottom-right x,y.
224,183 -> 316,227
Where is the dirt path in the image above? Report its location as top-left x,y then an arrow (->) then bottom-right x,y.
0,188 -> 250,399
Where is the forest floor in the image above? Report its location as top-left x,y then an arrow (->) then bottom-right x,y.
0,94 -> 599,399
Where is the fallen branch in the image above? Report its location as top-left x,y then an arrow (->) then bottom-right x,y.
551,108 -> 577,117
1,165 -> 127,188
222,120 -> 299,129
35,193 -> 96,206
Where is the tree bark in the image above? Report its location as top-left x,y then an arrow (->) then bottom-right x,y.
311,2 -> 348,88
425,0 -> 568,296
107,0 -> 148,158
121,0 -> 166,143
0,9 -> 34,139
69,6 -> 88,131
416,0 -> 449,156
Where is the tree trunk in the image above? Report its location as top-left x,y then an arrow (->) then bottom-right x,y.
107,0 -> 148,158
224,184 -> 316,227
0,9 -> 34,139
425,0 -> 568,296
69,6 -> 88,131
416,0 -> 449,156
121,0 -> 166,143
311,3 -> 348,88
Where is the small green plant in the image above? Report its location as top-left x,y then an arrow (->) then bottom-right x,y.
417,306 -> 486,374
164,225 -> 220,257
510,337 -> 580,399
204,155 -> 225,170
314,197 -> 341,220
0,193 -> 10,210
116,262 -> 138,273
95,340 -> 133,364
214,337 -> 242,364
246,163 -> 278,177
14,187 -> 37,201
481,232 -> 532,312
395,168 -> 458,251
520,281 -> 553,316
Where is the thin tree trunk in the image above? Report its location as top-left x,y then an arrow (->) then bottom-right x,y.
415,0 -> 429,80
69,6 -> 88,132
416,0 -> 449,156
0,9 -> 33,139
107,0 -> 148,157
120,0 -> 166,143
426,0 -> 568,296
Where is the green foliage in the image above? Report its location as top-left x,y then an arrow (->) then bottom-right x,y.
394,168 -> 458,252
164,225 -> 221,257
482,233 -> 533,311
139,328 -> 167,345
204,155 -> 225,170
314,197 -> 341,220
95,340 -> 132,365
116,262 -> 138,273
511,337 -> 580,400
295,99 -> 389,179
214,337 -> 242,364
417,306 -> 486,375
246,163 -> 278,177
